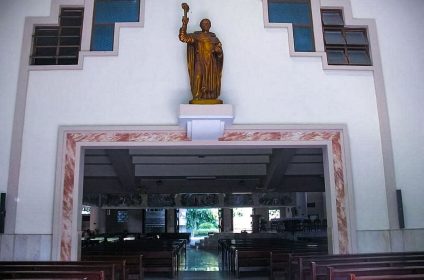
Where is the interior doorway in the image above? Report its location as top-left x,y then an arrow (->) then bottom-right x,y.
232,207 -> 253,233
178,208 -> 220,246
53,126 -> 354,261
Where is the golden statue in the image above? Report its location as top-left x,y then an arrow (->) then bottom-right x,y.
179,3 -> 224,104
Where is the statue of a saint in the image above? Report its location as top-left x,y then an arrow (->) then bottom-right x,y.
179,3 -> 224,104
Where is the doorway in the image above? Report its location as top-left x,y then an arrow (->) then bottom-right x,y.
178,208 -> 220,246
233,207 -> 253,233
53,125 -> 354,261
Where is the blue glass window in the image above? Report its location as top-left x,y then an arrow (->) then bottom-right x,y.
91,0 -> 140,51
268,0 -> 315,52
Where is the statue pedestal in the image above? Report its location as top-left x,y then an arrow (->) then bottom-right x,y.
178,104 -> 234,140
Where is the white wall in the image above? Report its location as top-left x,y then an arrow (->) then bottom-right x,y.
0,0 -> 51,193
2,0 -> 422,238
351,0 -> 424,229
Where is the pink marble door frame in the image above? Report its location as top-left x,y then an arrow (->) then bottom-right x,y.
56,127 -> 351,260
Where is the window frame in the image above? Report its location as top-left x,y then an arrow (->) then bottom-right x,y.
30,7 -> 84,66
321,9 -> 372,66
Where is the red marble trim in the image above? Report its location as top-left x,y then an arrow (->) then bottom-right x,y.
60,129 -> 348,260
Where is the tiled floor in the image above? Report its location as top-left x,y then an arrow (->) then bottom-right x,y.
144,247 -> 269,279
180,247 -> 220,271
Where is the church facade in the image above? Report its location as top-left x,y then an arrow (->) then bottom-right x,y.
0,0 -> 423,260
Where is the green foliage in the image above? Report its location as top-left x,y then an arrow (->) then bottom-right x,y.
186,209 -> 218,230
198,222 -> 216,229
193,228 -> 219,237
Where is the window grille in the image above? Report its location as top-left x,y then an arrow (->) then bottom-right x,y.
31,7 -> 84,65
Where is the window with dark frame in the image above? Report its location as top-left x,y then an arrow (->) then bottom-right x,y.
31,7 -> 84,65
321,9 -> 372,66
268,0 -> 315,52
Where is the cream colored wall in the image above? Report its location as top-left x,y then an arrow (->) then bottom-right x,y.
15,0 -> 386,235
351,0 -> 424,229
0,0 -> 422,244
0,0 -> 51,193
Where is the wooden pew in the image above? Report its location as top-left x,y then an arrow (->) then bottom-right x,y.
218,237 -> 326,278
0,261 -> 125,280
82,238 -> 185,279
142,250 -> 177,279
310,260 -> 424,280
271,251 -> 327,280
0,270 -> 104,279
234,250 -> 271,278
293,253 -> 424,280
350,274 -> 424,280
0,264 -> 115,280
220,238 -> 325,274
328,266 -> 424,280
81,254 -> 142,280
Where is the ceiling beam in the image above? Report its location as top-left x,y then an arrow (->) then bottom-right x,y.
134,164 -> 267,177
140,185 -> 261,194
279,176 -> 325,192
106,149 -> 137,192
83,178 -> 126,194
140,178 -> 260,191
285,163 -> 324,175
129,148 -> 273,156
291,154 -> 323,163
84,165 -> 116,176
132,155 -> 270,164
84,155 -> 111,164
262,148 -> 296,190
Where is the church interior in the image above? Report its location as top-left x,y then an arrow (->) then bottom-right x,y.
1,0 -> 423,279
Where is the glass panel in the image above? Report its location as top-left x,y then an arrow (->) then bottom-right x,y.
293,27 -> 314,52
268,2 -> 311,25
59,46 -> 79,56
327,49 -> 347,64
61,9 -> 84,17
117,210 -> 128,223
58,58 -> 79,65
144,208 -> 166,233
321,11 -> 344,26
61,27 -> 81,36
324,30 -> 345,45
32,58 -> 56,65
345,30 -> 368,45
60,16 -> 83,27
91,24 -> 114,51
94,0 -> 139,23
347,49 -> 371,65
60,36 -> 81,46
34,46 -> 56,57
34,27 -> 59,37
35,36 -> 58,46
